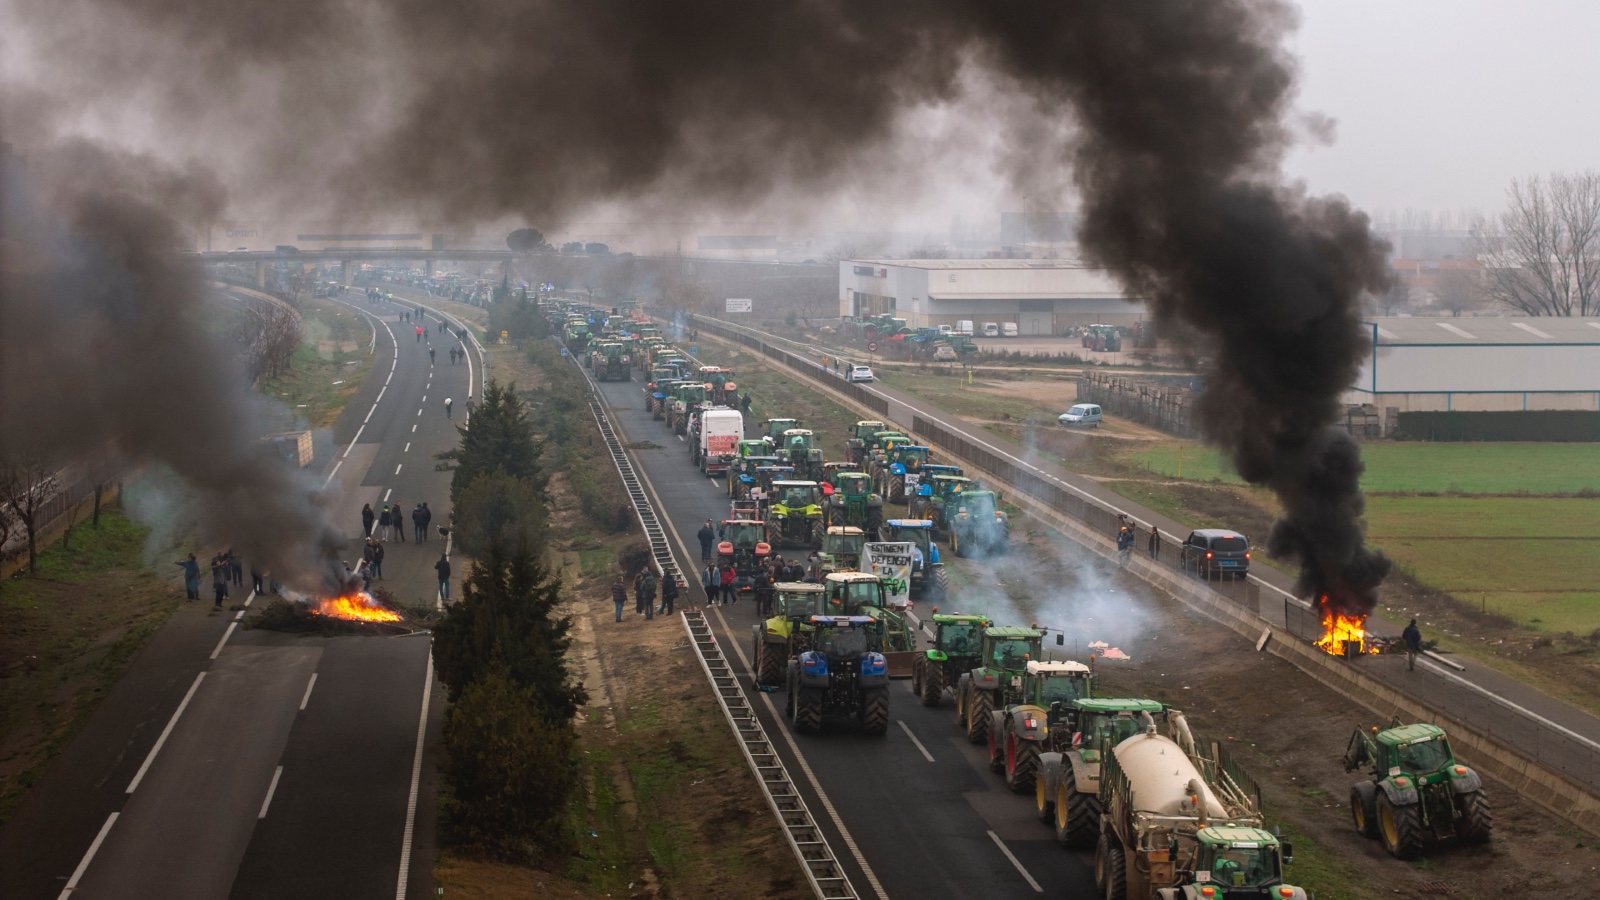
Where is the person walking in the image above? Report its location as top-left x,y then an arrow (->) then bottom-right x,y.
1147,524 -> 1161,560
659,573 -> 679,616
701,561 -> 719,604
697,520 -> 716,561
415,324 -> 424,343
392,500 -> 407,542
1402,619 -> 1423,671
362,502 -> 375,538
465,399 -> 475,419
378,504 -> 392,541
176,553 -> 201,600
211,552 -> 229,609
428,346 -> 436,365
612,575 -> 628,622
435,553 -> 452,601
420,503 -> 433,541
445,397 -> 453,419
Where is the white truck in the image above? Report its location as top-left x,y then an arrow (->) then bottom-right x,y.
694,408 -> 744,476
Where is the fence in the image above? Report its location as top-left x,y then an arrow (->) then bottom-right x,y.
1076,372 -> 1198,438
0,469 -> 122,577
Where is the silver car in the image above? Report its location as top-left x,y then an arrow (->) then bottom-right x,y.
1058,403 -> 1102,427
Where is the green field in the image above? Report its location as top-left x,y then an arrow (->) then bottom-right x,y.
1127,441 -> 1600,494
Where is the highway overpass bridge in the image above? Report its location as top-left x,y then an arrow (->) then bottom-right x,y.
192,248 -> 523,286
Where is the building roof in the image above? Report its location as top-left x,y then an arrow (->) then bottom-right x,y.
1366,317 -> 1600,345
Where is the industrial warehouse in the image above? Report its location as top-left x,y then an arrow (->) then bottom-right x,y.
838,258 -> 1139,334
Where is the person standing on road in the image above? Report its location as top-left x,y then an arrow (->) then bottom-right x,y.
719,562 -> 737,605
250,565 -> 265,594
412,503 -> 425,542
435,553 -> 452,601
378,504 -> 392,541
362,503 -> 375,538
701,561 -> 719,603
421,503 -> 433,541
612,575 -> 628,622
228,549 -> 243,587
659,573 -> 679,617
445,397 -> 453,419
371,539 -> 385,580
1402,619 -> 1423,671
415,324 -> 424,343
428,347 -> 436,365
176,553 -> 201,600
697,520 -> 715,561
1147,525 -> 1161,560
211,552 -> 229,609
392,500 -> 407,542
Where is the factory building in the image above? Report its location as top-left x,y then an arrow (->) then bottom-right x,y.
1348,317 -> 1600,412
838,259 -> 1140,334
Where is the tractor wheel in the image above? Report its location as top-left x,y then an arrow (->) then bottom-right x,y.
1458,789 -> 1493,843
809,519 -> 825,548
921,661 -> 945,707
888,474 -> 904,503
785,665 -> 797,716
929,565 -> 950,603
1006,736 -> 1040,793
1377,791 -> 1424,860
1095,831 -> 1126,900
910,658 -> 922,695
950,529 -> 963,558
860,686 -> 890,735
1350,782 -> 1378,839
1056,777 -> 1100,849
954,678 -> 967,728
793,686 -> 824,735
1035,770 -> 1055,824
966,688 -> 992,744
866,505 -> 882,533
691,444 -> 701,467
987,725 -> 1004,773
757,641 -> 785,687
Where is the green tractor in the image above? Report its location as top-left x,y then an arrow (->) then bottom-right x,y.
844,420 -> 888,465
954,626 -> 1045,744
985,660 -> 1095,794
872,443 -> 931,504
593,342 -> 631,382
564,320 -> 592,351
783,615 -> 891,736
817,526 -> 866,575
1035,698 -> 1166,848
825,471 -> 883,532
766,480 -> 825,548
914,474 -> 976,533
1344,719 -> 1491,859
666,382 -> 709,435
910,612 -> 990,707
822,572 -> 915,677
878,519 -> 948,601
947,489 -> 1009,558
751,581 -> 827,686
759,417 -> 801,451
776,429 -> 825,481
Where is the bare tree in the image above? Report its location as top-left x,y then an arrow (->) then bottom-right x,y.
1433,268 -> 1486,317
1372,282 -> 1413,317
1470,171 -> 1600,316
0,446 -> 62,574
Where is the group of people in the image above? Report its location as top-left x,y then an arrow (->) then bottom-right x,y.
175,549 -> 270,610
361,502 -> 434,543
611,566 -> 681,622
1114,517 -> 1161,566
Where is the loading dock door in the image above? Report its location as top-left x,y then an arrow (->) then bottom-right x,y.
1022,314 -> 1049,335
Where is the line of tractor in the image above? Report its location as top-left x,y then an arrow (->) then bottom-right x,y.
551,300 -> 1495,900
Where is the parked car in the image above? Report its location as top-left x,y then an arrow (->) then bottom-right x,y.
847,364 -> 875,383
1058,403 -> 1102,427
982,322 -> 1000,337
1001,322 -> 1018,337
1179,529 -> 1251,579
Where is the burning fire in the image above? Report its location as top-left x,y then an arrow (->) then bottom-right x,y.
1313,597 -> 1377,656
315,592 -> 402,623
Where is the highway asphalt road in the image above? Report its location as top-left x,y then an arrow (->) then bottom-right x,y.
0,290 -> 476,900
582,357 -> 1098,899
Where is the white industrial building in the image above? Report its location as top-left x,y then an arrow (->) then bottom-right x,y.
1347,317 -> 1600,412
838,259 -> 1140,334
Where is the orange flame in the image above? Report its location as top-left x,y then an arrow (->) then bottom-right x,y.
1314,599 -> 1377,656
316,593 -> 402,623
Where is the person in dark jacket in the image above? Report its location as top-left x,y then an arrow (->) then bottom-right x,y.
211,552 -> 229,609
412,504 -> 426,542
392,500 -> 406,542
421,503 -> 433,541
176,553 -> 201,600
1147,525 -> 1161,560
378,504 -> 393,541
754,563 -> 776,617
435,553 -> 452,601
228,549 -> 243,586
697,520 -> 716,561
1115,525 -> 1135,566
1402,619 -> 1423,671
611,575 -> 627,622
371,540 -> 385,580
641,570 -> 657,620
362,503 -> 376,538
701,562 -> 719,602
659,574 -> 679,616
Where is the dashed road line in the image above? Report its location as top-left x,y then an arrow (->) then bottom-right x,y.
56,812 -> 118,900
899,721 -> 935,762
988,831 -> 1043,892
126,672 -> 205,793
257,766 -> 284,820
299,673 -> 318,711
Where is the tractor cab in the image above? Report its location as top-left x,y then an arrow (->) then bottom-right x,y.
980,627 -> 1045,674
1347,722 -> 1458,784
882,519 -> 933,560
828,471 -> 883,531
1069,698 -> 1165,757
931,613 -> 987,658
845,420 -> 889,463
1020,660 -> 1092,708
818,461 -> 862,496
823,572 -> 887,616
736,439 -> 769,459
771,480 -> 821,512
911,465 -> 964,498
718,519 -> 770,557
762,418 -> 801,443
1191,826 -> 1292,894
819,526 -> 866,573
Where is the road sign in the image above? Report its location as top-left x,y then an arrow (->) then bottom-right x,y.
867,340 -> 879,352
725,298 -> 753,313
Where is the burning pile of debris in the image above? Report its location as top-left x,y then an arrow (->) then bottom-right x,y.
250,587 -> 411,635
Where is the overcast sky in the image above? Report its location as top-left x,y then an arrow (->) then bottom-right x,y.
1284,0 -> 1600,220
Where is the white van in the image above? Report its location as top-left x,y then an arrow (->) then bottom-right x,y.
1001,322 -> 1019,338
937,324 -> 953,336
982,322 -> 1000,337
955,320 -> 974,336
1058,403 -> 1103,427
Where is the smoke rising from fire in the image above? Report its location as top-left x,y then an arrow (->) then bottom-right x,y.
5,1 -> 1390,609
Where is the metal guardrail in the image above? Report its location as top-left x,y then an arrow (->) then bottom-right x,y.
680,609 -> 858,900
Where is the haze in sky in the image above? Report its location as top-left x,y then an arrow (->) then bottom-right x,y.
1284,0 -> 1600,217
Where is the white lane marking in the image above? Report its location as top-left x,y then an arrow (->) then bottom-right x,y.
234,610 -> 244,621
384,488 -> 392,501
126,672 -> 206,793
321,460 -> 344,487
1417,657 -> 1600,754
345,424 -> 366,456
243,588 -> 257,609
300,673 -> 318,710
394,464 -> 403,475
210,622 -> 238,660
677,434 -> 684,442
257,766 -> 284,819
404,442 -> 410,453
416,409 -> 422,417
411,424 -> 416,433
394,654 -> 435,900
1511,321 -> 1555,339
1436,321 -> 1477,339
421,395 -> 426,402
988,830 -> 1043,892
899,720 -> 935,762
56,811 -> 119,899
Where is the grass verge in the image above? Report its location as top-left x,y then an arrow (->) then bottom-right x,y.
260,298 -> 373,430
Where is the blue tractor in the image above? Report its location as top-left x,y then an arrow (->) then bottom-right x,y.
784,615 -> 891,735
879,519 -> 949,601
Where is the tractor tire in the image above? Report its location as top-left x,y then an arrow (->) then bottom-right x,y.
1350,782 -> 1378,839
860,686 -> 890,735
954,677 -> 967,728
691,444 -> 701,467
1458,789 -> 1493,843
950,529 -> 963,558
1006,736 -> 1040,793
809,519 -> 825,548
966,687 -> 993,744
1095,831 -> 1127,900
1036,770 -> 1055,824
929,565 -> 950,602
888,474 -> 904,503
756,641 -> 785,687
921,660 -> 945,707
1377,791 -> 1424,860
866,506 -> 882,534
987,726 -> 1004,774
785,665 -> 797,716
793,686 -> 824,735
910,658 -> 922,696
1056,777 -> 1100,849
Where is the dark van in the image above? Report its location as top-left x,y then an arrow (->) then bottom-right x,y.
1179,529 -> 1251,580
